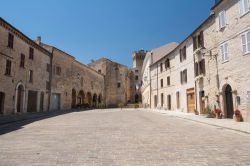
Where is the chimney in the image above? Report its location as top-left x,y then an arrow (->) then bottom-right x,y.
36,36 -> 41,45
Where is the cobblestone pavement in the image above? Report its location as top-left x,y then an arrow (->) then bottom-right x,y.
0,109 -> 250,166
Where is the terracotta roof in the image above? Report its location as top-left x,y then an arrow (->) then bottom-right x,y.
151,42 -> 179,65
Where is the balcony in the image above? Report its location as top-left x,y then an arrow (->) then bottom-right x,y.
193,47 -> 207,61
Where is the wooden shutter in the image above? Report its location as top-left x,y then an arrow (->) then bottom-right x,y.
200,31 -> 204,48
183,46 -> 186,60
195,62 -> 199,76
193,36 -> 197,51
180,49 -> 182,62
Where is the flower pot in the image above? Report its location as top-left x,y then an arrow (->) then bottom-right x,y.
235,115 -> 242,122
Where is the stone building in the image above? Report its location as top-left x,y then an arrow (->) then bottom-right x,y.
88,58 -> 131,107
39,43 -> 105,111
194,0 -> 250,121
0,17 -> 51,115
131,49 -> 147,103
141,42 -> 178,108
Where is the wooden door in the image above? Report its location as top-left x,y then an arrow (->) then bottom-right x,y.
187,88 -> 195,113
0,92 -> 4,114
27,91 -> 38,112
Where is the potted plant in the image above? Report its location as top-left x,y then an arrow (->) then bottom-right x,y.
234,109 -> 242,122
214,108 -> 222,119
205,105 -> 215,118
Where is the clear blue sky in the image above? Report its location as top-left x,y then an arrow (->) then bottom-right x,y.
1,0 -> 214,67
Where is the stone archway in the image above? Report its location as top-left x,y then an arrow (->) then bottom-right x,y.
223,84 -> 234,119
15,83 -> 25,113
92,93 -> 97,108
71,89 -> 77,108
77,90 -> 85,107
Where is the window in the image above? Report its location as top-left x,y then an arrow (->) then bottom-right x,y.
29,47 -> 34,60
167,95 -> 171,110
165,59 -> 170,69
220,42 -> 229,62
46,81 -> 50,90
98,70 -> 101,73
241,31 -> 250,54
5,60 -> 11,76
167,76 -> 170,86
176,92 -> 180,109
8,33 -> 14,49
219,10 -> 226,29
135,75 -> 139,80
160,79 -> 163,88
29,70 -> 33,83
240,0 -> 250,16
56,66 -> 61,76
199,59 -> 206,75
20,54 -> 25,68
180,46 -> 186,62
46,64 -> 50,72
247,91 -> 250,101
135,70 -> 139,73
180,69 -> 187,84
117,82 -> 121,88
193,31 -> 205,51
160,63 -> 163,72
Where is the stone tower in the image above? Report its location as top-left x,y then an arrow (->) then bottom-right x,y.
131,49 -> 147,103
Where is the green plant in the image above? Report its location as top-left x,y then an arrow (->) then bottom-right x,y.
205,105 -> 216,118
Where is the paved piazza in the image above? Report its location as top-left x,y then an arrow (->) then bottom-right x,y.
0,109 -> 250,166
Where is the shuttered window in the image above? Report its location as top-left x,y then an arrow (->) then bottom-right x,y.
20,54 -> 25,68
240,0 -> 250,16
29,47 -> 34,60
29,70 -> 33,83
220,42 -> 229,62
165,59 -> 170,69
167,76 -> 170,86
167,95 -> 171,110
241,31 -> 250,54
5,60 -> 11,76
176,92 -> 180,109
160,79 -> 163,88
199,59 -> 206,75
8,33 -> 14,49
219,10 -> 226,29
195,62 -> 199,77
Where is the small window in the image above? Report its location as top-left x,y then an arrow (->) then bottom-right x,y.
56,66 -> 61,76
241,31 -> 250,54
165,59 -> 170,69
167,76 -> 170,86
135,70 -> 139,73
240,0 -> 250,16
160,79 -> 163,88
29,70 -> 33,83
8,33 -> 14,49
20,54 -> 25,68
46,81 -> 50,90
220,42 -> 229,62
98,70 -> 101,73
46,64 -> 50,72
5,60 -> 11,76
247,91 -> 250,101
117,82 -> 121,88
181,69 -> 187,84
29,47 -> 34,60
199,59 -> 206,75
219,10 -> 226,29
160,63 -> 163,72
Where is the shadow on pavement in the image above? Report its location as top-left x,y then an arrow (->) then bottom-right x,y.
0,109 -> 92,135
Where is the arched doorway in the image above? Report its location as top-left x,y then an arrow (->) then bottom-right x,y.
92,94 -> 97,107
224,84 -> 234,118
86,92 -> 92,107
77,90 -> 85,107
15,83 -> 25,113
71,89 -> 76,108
135,94 -> 139,103
98,94 -> 102,104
